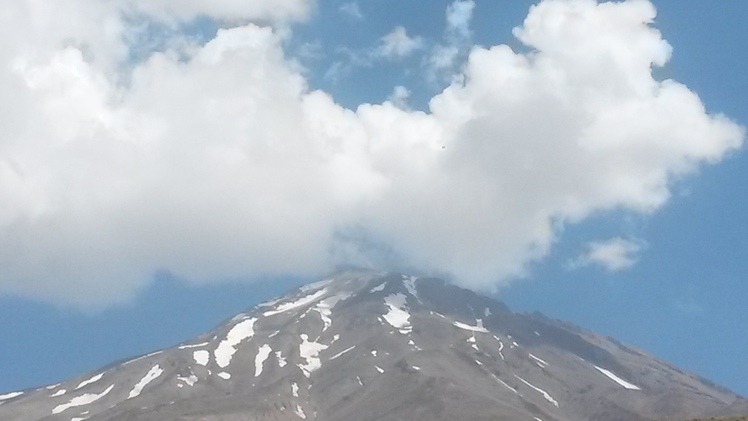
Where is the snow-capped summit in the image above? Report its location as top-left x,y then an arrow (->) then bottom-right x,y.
0,270 -> 742,420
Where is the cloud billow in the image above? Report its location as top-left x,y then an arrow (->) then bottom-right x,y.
0,0 -> 742,308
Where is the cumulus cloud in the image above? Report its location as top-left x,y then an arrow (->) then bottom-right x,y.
0,0 -> 743,308
375,27 -> 424,59
570,238 -> 647,272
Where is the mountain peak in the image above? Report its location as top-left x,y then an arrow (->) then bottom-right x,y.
0,271 -> 742,421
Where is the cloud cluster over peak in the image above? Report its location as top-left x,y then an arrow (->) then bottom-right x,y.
0,0 -> 742,308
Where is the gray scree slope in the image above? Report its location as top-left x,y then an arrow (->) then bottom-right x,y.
0,270 -> 742,421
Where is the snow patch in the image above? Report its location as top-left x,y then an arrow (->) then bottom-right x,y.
217,372 -> 231,380
276,351 -> 287,367
371,350 -> 377,357
193,350 -> 210,366
50,389 -> 67,397
215,318 -> 257,368
382,293 -> 412,334
0,391 -> 23,401
313,291 -> 352,331
403,275 -> 420,302
255,344 -> 273,377
298,334 -> 328,377
264,289 -> 327,317
357,376 -> 364,386
128,365 -> 164,399
453,321 -> 489,333
299,278 -> 333,293
594,366 -> 641,390
485,307 -> 491,317
375,366 -> 384,374
52,384 -> 114,414
75,373 -> 104,390
294,404 -> 307,419
177,374 -> 198,387
291,382 -> 299,397
370,282 -> 386,293
514,375 -> 559,407
45,383 -> 60,390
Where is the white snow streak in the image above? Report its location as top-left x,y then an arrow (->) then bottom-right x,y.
298,334 -> 328,377
264,289 -> 327,317
0,391 -> 23,401
215,318 -> 257,368
193,350 -> 210,366
255,344 -> 273,377
75,373 -> 104,390
594,366 -> 642,390
52,384 -> 114,414
492,375 -> 518,394
453,321 -> 489,333
217,372 -> 231,380
291,382 -> 299,398
329,345 -> 356,361
121,350 -> 162,366
529,353 -> 549,368
375,366 -> 384,374
383,293 -> 412,334
128,365 -> 164,399
178,342 -> 209,350
514,375 -> 559,407
494,336 -> 505,360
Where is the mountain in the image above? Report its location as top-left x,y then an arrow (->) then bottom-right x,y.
0,270 -> 743,421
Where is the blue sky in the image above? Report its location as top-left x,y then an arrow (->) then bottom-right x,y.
1,0 -> 747,397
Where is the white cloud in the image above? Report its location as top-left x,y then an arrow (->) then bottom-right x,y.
388,86 -> 411,109
446,0 -> 476,40
570,238 -> 647,272
0,0 -> 743,308
429,0 -> 475,79
375,27 -> 423,60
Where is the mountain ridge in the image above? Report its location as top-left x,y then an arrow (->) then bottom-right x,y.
0,269 -> 742,421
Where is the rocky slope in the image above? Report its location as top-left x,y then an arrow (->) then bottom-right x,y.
0,270 -> 742,421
